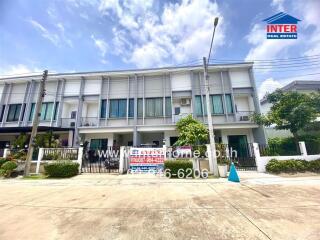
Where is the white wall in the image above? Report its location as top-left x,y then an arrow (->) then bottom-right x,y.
84,79 -> 101,95
229,69 -> 251,88
64,80 -> 81,96
62,102 -> 78,118
0,84 -> 4,100
43,81 -> 58,102
10,83 -> 26,103
234,96 -> 250,111
164,130 -> 179,146
83,132 -> 114,147
171,73 -> 191,91
221,128 -> 254,144
109,78 -> 128,98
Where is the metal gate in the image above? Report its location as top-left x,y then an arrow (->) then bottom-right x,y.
228,143 -> 257,171
81,147 -> 120,173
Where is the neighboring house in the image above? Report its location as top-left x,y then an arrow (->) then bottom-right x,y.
0,63 -> 266,149
260,80 -> 320,138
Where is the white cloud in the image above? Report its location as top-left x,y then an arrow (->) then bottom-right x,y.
271,0 -> 285,11
100,0 -> 225,68
258,78 -> 283,99
293,0 -> 320,56
0,64 -> 42,77
91,34 -> 108,57
28,19 -> 73,48
28,19 -> 60,46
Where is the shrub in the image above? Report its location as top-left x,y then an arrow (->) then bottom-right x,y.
164,160 -> 193,178
308,159 -> 320,173
266,159 -> 320,173
44,161 -> 79,178
0,158 -> 9,168
0,169 -> 6,177
0,161 -> 18,177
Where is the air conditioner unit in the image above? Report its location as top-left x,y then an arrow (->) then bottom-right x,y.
180,98 -> 191,106
240,116 -> 249,121
70,122 -> 76,127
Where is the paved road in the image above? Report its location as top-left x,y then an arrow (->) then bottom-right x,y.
0,173 -> 319,240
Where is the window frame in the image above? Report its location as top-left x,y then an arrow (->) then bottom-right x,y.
6,104 -> 22,122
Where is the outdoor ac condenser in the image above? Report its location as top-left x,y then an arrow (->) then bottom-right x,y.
180,98 -> 191,106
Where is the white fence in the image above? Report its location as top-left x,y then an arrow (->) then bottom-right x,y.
35,147 -> 83,174
253,142 -> 320,172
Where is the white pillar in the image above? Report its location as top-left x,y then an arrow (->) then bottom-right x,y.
119,146 -> 125,174
252,143 -> 264,172
299,141 -> 307,157
206,144 -> 215,173
192,158 -> 200,172
162,145 -> 167,161
68,130 -> 73,147
3,148 -> 10,158
77,147 -> 83,173
36,148 -> 44,174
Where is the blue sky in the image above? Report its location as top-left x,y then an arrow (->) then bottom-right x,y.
0,0 -> 319,98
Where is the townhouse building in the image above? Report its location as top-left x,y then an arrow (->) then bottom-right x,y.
0,63 -> 266,150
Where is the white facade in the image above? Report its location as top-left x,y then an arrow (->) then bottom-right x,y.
0,63 -> 266,148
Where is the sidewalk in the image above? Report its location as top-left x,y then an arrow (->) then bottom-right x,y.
0,172 -> 319,240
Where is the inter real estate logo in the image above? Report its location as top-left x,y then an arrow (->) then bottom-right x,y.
263,12 -> 301,39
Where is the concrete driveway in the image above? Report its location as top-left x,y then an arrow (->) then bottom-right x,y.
0,173 -> 319,240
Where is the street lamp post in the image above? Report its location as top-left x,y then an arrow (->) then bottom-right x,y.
203,17 -> 219,176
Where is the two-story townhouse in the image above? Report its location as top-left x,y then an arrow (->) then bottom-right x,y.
0,63 -> 266,150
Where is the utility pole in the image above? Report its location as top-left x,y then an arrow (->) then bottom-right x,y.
203,57 -> 219,176
24,70 -> 48,176
204,17 -> 219,176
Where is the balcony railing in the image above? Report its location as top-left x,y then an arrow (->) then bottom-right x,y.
80,117 -> 99,127
236,111 -> 254,122
173,113 -> 192,123
60,118 -> 76,128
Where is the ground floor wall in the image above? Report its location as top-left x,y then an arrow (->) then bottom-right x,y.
80,127 -> 260,148
0,131 -> 72,147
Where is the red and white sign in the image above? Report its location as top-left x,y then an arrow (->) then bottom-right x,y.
129,148 -> 165,171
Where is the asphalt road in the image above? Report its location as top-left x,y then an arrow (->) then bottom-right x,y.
0,173 -> 319,240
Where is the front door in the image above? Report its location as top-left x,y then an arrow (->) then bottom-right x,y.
228,135 -> 248,157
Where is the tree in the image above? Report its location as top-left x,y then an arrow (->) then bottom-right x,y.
252,90 -> 320,145
175,114 -> 208,146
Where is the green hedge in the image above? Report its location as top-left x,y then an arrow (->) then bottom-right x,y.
0,160 -> 17,177
0,158 -> 9,168
44,161 -> 79,178
164,160 -> 193,178
266,159 -> 320,173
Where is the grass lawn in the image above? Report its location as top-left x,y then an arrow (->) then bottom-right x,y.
22,174 -> 47,180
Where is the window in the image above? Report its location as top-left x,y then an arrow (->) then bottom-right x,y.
100,99 -> 107,118
40,102 -> 54,121
109,99 -> 127,118
145,98 -> 163,117
128,99 -> 134,118
195,96 -> 203,116
53,102 -> 59,120
29,103 -> 35,121
174,107 -> 180,115
211,95 -> 224,114
137,98 -> 143,118
90,139 -> 108,149
165,97 -> 171,116
225,94 -> 233,113
195,95 -> 226,115
0,106 -> 5,122
7,104 -> 21,122
29,102 -> 59,121
71,111 -> 77,119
